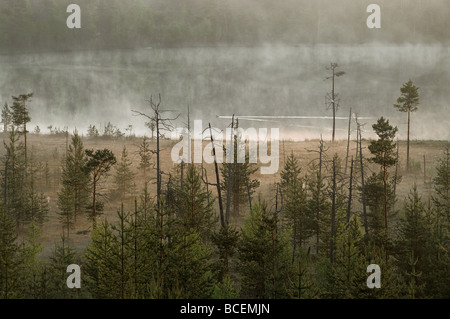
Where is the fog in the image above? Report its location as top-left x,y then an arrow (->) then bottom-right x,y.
1,43 -> 448,141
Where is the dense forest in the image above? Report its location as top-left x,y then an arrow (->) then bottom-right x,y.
1,0 -> 450,53
0,91 -> 448,299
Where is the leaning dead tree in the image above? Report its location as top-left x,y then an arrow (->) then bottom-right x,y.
201,123 -> 226,227
325,63 -> 345,142
225,115 -> 235,223
132,94 -> 179,214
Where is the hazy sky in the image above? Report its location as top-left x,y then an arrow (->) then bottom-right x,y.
0,1 -> 449,141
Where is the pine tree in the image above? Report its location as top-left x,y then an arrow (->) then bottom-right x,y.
87,124 -> 99,138
237,200 -> 293,298
114,146 -> 136,201
0,210 -> 21,299
168,231 -> 215,298
11,92 -> 33,165
173,165 -> 215,240
368,117 -> 398,242
287,248 -> 316,299
25,151 -> 48,227
85,148 -> 116,229
109,206 -> 135,299
138,136 -> 152,180
280,152 -> 310,259
393,79 -> 419,171
84,219 -> 117,298
305,161 -> 331,256
58,133 -> 90,236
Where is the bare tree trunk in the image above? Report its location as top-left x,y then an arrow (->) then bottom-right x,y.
330,156 -> 336,264
156,110 -> 161,213
23,104 -> 27,166
332,69 -> 335,142
358,124 -> 369,236
316,137 -> 324,255
225,115 -> 234,222
345,108 -> 352,174
209,123 -> 225,227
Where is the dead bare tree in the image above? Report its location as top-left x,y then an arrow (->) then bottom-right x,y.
200,123 -> 226,227
132,94 -> 179,214
325,63 -> 345,142
225,115 -> 235,223
329,156 -> 337,264
345,108 -> 352,174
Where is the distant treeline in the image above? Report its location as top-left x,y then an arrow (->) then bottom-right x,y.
1,0 -> 449,53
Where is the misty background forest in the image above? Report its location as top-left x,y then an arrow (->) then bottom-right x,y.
0,0 -> 449,299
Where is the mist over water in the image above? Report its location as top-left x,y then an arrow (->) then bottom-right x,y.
0,44 -> 449,141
